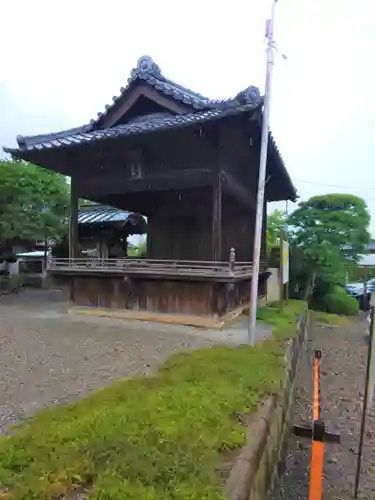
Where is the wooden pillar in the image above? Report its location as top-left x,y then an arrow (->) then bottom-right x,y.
279,227 -> 284,309
100,238 -> 109,259
68,180 -> 78,303
261,200 -> 267,297
69,179 -> 79,260
285,230 -> 289,303
261,199 -> 267,260
212,173 -> 223,262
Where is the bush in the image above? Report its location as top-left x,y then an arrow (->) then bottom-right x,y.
268,246 -> 280,268
321,287 -> 358,316
0,252 -> 18,263
8,274 -> 23,293
312,311 -> 349,326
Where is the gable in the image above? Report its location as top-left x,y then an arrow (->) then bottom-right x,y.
93,56 -> 214,130
99,84 -> 191,129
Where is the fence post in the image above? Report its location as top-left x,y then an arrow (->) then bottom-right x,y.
364,279 -> 369,311
46,246 -> 53,271
279,228 -> 284,309
229,247 -> 236,272
353,305 -> 375,497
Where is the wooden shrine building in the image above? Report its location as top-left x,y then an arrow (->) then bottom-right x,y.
4,55 -> 297,323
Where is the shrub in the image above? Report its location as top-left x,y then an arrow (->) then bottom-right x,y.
321,287 -> 358,316
0,252 -> 18,263
9,274 -> 23,291
312,311 -> 349,326
268,246 -> 280,268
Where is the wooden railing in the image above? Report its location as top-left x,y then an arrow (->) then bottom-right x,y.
48,257 -> 268,280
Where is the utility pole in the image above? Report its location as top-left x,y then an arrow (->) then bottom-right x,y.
248,0 -> 279,345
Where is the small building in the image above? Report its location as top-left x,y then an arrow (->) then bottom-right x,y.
1,204 -> 145,287
354,239 -> 375,270
368,239 -> 375,255
4,55 -> 297,323
53,203 -> 146,259
357,239 -> 375,272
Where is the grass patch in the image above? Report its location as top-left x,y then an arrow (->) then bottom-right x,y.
247,300 -> 306,341
312,310 -> 349,326
0,300 -> 305,500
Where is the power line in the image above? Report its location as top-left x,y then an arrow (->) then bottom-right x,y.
292,177 -> 375,193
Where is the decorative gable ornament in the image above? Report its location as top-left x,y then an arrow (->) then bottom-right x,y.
131,56 -> 163,79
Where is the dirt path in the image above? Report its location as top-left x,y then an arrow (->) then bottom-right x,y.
271,316 -> 375,499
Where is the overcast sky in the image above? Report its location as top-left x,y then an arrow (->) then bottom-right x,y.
1,0 -> 375,233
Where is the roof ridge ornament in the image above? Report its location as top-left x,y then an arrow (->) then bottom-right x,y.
130,55 -> 163,80
17,134 -> 26,147
50,57 -> 261,132
234,86 -> 261,105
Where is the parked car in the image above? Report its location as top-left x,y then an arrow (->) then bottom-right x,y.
345,278 -> 375,297
345,278 -> 375,310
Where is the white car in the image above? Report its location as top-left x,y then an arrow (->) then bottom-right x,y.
345,278 -> 375,297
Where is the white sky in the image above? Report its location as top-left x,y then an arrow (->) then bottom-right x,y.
1,0 -> 375,232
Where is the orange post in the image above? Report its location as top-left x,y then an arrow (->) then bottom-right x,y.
309,351 -> 324,500
312,356 -> 320,421
293,349 -> 340,498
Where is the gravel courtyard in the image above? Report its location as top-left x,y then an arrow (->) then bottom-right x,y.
0,289 -> 246,434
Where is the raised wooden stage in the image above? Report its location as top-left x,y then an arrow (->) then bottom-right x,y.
50,257 -> 268,320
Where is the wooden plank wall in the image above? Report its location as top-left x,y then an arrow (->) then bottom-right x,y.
147,187 -> 213,261
72,276 -> 216,316
70,274 -> 264,318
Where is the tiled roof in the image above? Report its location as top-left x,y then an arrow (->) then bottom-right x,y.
5,104 -> 259,154
7,55 -> 263,153
15,125 -> 92,149
90,55 -> 262,126
2,55 -> 297,200
78,205 -> 145,225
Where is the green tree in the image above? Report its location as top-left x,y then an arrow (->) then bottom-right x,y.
267,209 -> 286,248
0,160 -> 69,250
128,239 -> 147,257
288,193 -> 371,287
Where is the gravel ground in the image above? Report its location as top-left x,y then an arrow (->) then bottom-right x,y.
0,290 -> 242,435
271,316 -> 375,500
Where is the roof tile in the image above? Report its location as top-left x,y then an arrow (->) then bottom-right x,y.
4,104 -> 259,154
78,205 -> 145,225
91,55 -> 262,126
9,55 -> 263,152
2,55 -> 297,200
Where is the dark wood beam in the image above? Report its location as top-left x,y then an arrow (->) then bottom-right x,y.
212,173 -> 223,262
75,169 -> 215,198
100,85 -> 190,128
261,198 -> 267,259
96,186 -> 211,219
69,178 -> 79,259
68,178 -> 79,301
221,170 -> 256,210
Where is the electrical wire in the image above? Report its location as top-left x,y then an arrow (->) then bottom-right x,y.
291,178 -> 375,202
